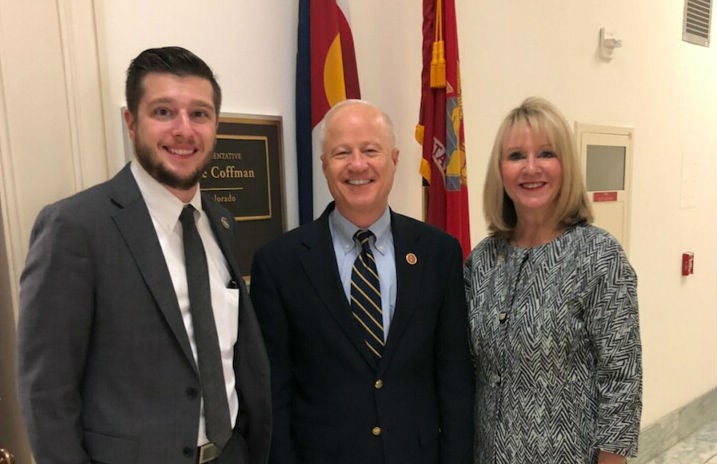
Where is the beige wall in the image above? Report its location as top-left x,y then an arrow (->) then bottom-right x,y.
1,3 -> 714,455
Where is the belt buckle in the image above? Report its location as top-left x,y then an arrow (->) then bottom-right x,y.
198,442 -> 220,463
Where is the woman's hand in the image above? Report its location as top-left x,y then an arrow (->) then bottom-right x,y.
598,450 -> 627,464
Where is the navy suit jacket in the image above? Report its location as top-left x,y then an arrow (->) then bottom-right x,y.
17,164 -> 271,464
250,203 -> 474,464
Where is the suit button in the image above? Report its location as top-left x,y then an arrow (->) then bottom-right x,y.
182,446 -> 194,457
372,426 -> 382,436
186,387 -> 199,399
374,379 -> 383,389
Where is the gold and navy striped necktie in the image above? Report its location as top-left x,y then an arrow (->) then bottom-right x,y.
350,229 -> 384,358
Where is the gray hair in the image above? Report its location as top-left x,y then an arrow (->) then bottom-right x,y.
316,99 -> 397,155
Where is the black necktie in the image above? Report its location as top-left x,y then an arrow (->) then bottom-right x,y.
179,205 -> 232,448
350,229 -> 384,358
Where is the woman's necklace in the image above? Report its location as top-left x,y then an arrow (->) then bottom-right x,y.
497,244 -> 531,326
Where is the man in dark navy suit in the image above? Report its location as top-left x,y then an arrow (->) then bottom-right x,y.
250,99 -> 474,464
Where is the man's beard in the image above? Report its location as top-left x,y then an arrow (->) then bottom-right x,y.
134,139 -> 210,190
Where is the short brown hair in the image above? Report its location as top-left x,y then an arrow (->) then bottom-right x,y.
125,46 -> 221,118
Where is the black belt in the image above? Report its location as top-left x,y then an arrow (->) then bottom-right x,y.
197,442 -> 220,464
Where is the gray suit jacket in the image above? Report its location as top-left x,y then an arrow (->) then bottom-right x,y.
17,164 -> 271,464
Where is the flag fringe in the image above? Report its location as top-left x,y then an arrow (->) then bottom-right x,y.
415,123 -> 425,145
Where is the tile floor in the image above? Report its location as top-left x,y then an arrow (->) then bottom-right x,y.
640,418 -> 717,464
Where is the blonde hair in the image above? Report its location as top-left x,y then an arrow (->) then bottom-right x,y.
483,97 -> 593,237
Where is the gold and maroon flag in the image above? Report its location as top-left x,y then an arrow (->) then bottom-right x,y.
416,0 -> 471,257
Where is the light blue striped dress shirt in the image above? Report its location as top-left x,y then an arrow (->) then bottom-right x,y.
328,208 -> 396,340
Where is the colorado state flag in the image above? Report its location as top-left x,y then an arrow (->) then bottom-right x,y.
296,0 -> 361,224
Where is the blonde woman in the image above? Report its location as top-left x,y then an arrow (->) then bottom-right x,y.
464,97 -> 642,464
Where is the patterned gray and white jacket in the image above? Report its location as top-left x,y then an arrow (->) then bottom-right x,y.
464,223 -> 642,464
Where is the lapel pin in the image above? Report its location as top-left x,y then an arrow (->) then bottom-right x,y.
221,217 -> 231,229
406,253 -> 417,265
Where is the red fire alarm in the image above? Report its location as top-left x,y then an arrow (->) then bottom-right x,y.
681,252 -> 694,276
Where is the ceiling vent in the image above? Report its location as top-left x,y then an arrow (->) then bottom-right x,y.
683,0 -> 712,46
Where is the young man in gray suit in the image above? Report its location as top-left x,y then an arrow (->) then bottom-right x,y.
17,46 -> 271,464
250,100 -> 474,464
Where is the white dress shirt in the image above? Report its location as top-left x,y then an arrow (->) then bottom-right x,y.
131,162 -> 239,446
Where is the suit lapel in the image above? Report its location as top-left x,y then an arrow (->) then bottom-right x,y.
109,165 -> 197,370
300,206 -> 379,368
202,196 -> 242,281
381,212 -> 424,367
